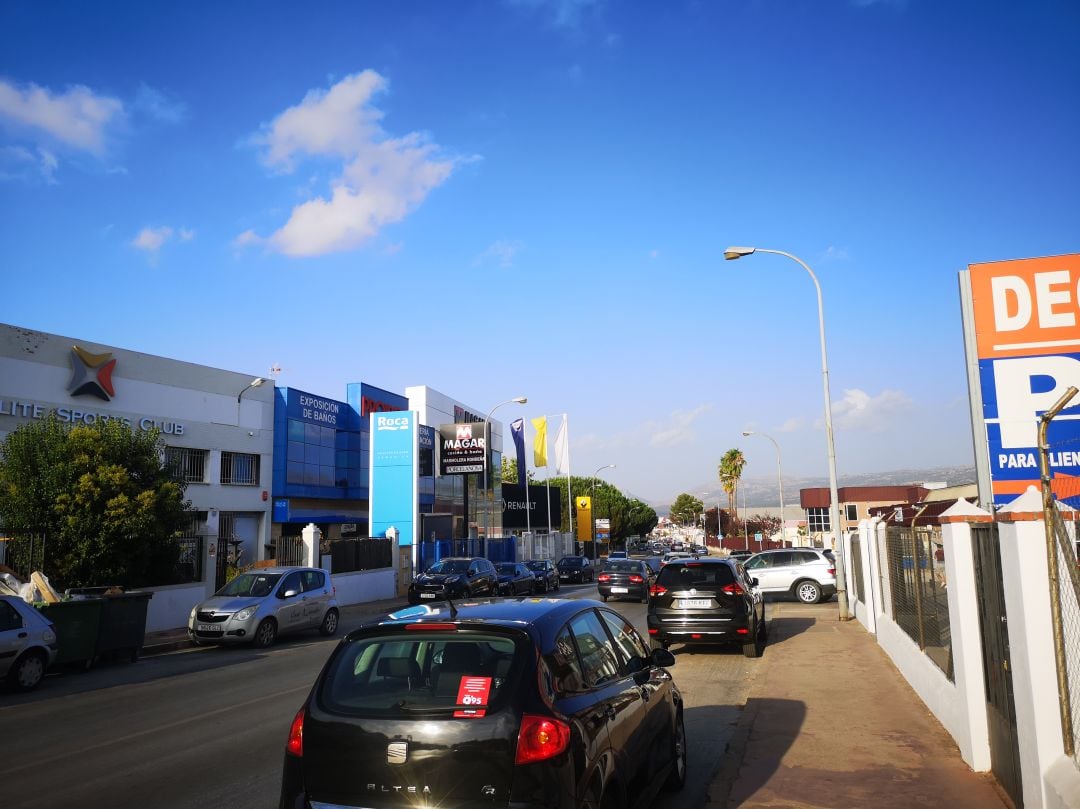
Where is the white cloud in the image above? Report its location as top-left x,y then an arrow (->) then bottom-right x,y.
0,144 -> 57,183
776,417 -> 806,433
477,240 -> 523,268
242,70 -> 457,258
231,229 -> 263,250
576,404 -> 714,452
0,79 -> 124,155
131,225 -> 194,262
830,388 -> 913,431
133,84 -> 187,124
819,245 -> 849,263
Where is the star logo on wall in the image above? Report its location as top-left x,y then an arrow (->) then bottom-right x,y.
68,345 -> 117,401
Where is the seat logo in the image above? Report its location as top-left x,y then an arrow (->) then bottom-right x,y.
68,345 -> 117,401
387,741 -> 408,764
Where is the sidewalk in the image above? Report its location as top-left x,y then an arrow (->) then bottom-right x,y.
707,601 -> 1010,809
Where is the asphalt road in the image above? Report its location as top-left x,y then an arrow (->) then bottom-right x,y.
0,582 -> 759,809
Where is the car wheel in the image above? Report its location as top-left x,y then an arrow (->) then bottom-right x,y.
319,608 -> 339,636
252,618 -> 277,649
650,637 -> 670,651
794,580 -> 822,604
663,712 -> 688,791
743,619 -> 763,658
640,591 -> 649,605
601,595 -> 609,602
8,649 -> 47,692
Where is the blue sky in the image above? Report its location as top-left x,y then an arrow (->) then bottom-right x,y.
2,0 -> 1078,504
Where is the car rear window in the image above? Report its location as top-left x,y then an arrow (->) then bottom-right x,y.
602,561 -> 642,573
319,631 -> 524,718
656,562 -> 736,588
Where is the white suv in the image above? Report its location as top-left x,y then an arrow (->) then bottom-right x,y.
742,549 -> 836,604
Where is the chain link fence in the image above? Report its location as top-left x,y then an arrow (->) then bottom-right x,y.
883,523 -> 953,680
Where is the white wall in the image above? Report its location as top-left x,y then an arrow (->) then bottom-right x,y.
143,582 -> 212,633
331,568 -> 397,605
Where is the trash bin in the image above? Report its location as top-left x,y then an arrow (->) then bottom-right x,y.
65,586 -> 119,600
95,591 -> 153,663
36,599 -> 105,670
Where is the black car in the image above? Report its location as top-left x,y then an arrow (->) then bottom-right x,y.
495,562 -> 536,596
280,599 -> 687,809
556,555 -> 594,584
597,559 -> 655,604
646,557 -> 767,658
408,557 -> 498,605
524,559 -> 560,593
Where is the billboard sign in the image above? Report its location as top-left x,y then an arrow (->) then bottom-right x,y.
963,253 -> 1080,506
370,411 -> 418,546
501,483 -> 562,530
439,422 -> 486,475
575,496 -> 592,542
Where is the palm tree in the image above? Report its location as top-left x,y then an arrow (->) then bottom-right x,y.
718,448 -> 746,520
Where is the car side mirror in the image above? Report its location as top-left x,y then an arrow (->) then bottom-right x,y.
650,648 -> 676,667
750,577 -> 759,587
281,588 -> 300,599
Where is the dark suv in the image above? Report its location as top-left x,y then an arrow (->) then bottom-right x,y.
556,555 -> 594,583
597,559 -> 655,604
280,599 -> 687,808
646,558 -> 767,658
408,557 -> 498,605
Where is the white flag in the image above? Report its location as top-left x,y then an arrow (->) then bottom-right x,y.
554,415 -> 570,475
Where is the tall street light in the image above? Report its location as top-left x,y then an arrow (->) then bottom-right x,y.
742,430 -> 786,547
483,396 -> 527,539
589,464 -> 616,559
236,377 -> 265,426
725,246 -> 849,621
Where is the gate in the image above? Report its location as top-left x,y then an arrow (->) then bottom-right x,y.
971,522 -> 1023,808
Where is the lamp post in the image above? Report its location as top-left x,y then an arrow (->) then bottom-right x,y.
482,397 -> 527,539
589,464 -> 616,560
725,246 -> 849,620
743,430 -> 786,547
236,377 -> 265,426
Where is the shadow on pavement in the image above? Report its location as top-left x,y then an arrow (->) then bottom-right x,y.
761,616 -> 816,647
720,697 -> 807,808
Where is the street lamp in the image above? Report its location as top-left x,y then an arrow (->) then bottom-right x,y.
589,464 -> 616,559
742,430 -> 786,547
725,246 -> 849,620
236,377 -> 265,426
482,397 -> 527,539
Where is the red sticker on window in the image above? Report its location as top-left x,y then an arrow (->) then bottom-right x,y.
453,676 -> 492,717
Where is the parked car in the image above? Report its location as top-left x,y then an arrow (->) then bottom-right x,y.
188,566 -> 339,649
742,549 -> 837,604
556,555 -> 595,584
727,550 -> 754,562
647,558 -> 767,658
524,559 -> 560,593
495,562 -> 536,596
279,599 -> 686,809
608,550 -> 628,560
661,552 -> 693,567
409,557 -> 498,605
597,559 -> 656,604
0,595 -> 58,691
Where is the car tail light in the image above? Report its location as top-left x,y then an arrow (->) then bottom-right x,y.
736,627 -> 750,635
649,584 -> 667,597
721,582 -> 746,596
406,623 -> 457,631
648,628 -> 658,635
286,706 -> 305,757
828,567 -> 836,576
516,714 -> 571,764
691,634 -> 703,639
597,574 -> 611,583
629,574 -> 644,584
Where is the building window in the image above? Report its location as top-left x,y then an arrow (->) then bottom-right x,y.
807,507 -> 830,533
221,452 -> 260,485
165,447 -> 208,483
845,503 -> 858,522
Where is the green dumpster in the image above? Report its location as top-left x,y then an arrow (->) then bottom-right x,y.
36,599 -> 105,669
95,591 -> 153,662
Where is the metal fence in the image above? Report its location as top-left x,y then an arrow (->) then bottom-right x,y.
1044,509 -> 1080,764
275,535 -> 305,567
884,523 -> 953,680
327,538 -> 392,573
418,537 -> 518,572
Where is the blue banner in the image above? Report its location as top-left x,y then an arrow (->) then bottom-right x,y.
510,418 -> 526,486
370,411 -> 417,546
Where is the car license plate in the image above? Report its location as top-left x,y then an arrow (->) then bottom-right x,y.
611,586 -> 628,593
678,599 -> 711,609
197,623 -> 221,632
560,574 -> 569,579
420,592 -> 436,599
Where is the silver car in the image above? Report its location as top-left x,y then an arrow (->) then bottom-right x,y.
742,549 -> 837,604
187,566 -> 339,648
1,595 -> 58,691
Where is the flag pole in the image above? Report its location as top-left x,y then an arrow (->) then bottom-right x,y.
560,413 -> 573,539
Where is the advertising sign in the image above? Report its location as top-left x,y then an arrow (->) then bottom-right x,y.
370,411 -> 418,546
439,422 -> 486,475
501,483 -> 562,530
575,496 -> 592,542
962,253 -> 1080,505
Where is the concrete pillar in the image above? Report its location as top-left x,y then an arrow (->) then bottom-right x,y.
854,519 -> 878,634
997,487 -> 1068,809
939,499 -> 994,771
301,523 -> 321,569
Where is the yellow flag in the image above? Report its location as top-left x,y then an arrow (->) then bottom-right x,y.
531,416 -> 547,467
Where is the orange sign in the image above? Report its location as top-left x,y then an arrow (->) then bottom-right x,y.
970,253 -> 1080,360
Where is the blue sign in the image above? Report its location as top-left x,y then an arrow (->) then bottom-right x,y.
370,411 -> 418,546
285,388 -> 344,428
